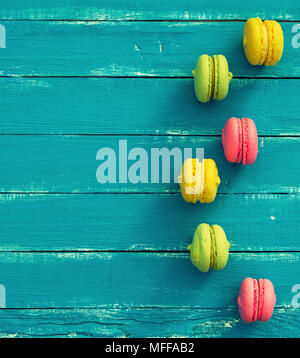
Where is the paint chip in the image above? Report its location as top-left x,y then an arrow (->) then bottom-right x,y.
158,41 -> 163,53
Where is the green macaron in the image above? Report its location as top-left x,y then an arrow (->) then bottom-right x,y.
192,54 -> 233,103
187,223 -> 230,272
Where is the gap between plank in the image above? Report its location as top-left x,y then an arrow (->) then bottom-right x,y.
0,19 -> 299,23
0,250 -> 299,253
0,133 -> 300,138
0,306 -> 296,310
0,192 -> 295,195
0,76 -> 300,80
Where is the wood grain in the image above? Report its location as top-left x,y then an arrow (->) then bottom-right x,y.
0,0 -> 298,20
0,252 -> 299,308
0,21 -> 297,77
0,193 -> 298,252
0,135 -> 298,193
0,308 -> 298,338
0,78 -> 300,135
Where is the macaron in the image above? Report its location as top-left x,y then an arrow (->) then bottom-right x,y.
187,223 -> 230,272
237,278 -> 276,323
178,158 -> 221,203
243,17 -> 284,66
222,117 -> 258,165
193,54 -> 233,103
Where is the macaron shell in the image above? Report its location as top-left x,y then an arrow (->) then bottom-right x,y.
178,158 -> 202,203
237,277 -> 258,323
243,18 -> 268,65
242,118 -> 258,165
200,159 -> 221,203
210,224 -> 230,270
188,223 -> 211,272
263,20 -> 284,66
257,279 -> 276,322
213,55 -> 232,100
193,54 -> 213,103
222,117 -> 242,163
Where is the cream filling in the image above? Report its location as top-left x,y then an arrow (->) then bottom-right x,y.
262,23 -> 269,64
185,160 -> 204,202
179,160 -> 204,202
253,279 -> 259,321
209,227 -> 215,268
211,56 -> 215,99
256,281 -> 260,320
197,160 -> 205,200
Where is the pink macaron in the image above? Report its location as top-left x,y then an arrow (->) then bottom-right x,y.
237,277 -> 276,323
222,117 -> 258,165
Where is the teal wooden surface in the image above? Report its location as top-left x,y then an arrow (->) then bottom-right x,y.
0,193 -> 297,251
0,252 -> 298,308
0,0 -> 299,20
0,308 -> 298,338
0,136 -> 298,193
0,21 -> 298,77
0,78 -> 300,135
0,1 -> 299,338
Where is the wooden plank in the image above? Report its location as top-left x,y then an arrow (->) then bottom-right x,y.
0,193 -> 298,252
0,135 -> 299,193
0,21 -> 298,77
0,308 -> 298,338
0,1 -> 299,21
1,78 -> 300,135
0,252 -> 299,308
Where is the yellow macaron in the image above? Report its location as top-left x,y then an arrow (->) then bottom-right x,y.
243,17 -> 284,66
178,158 -> 220,204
